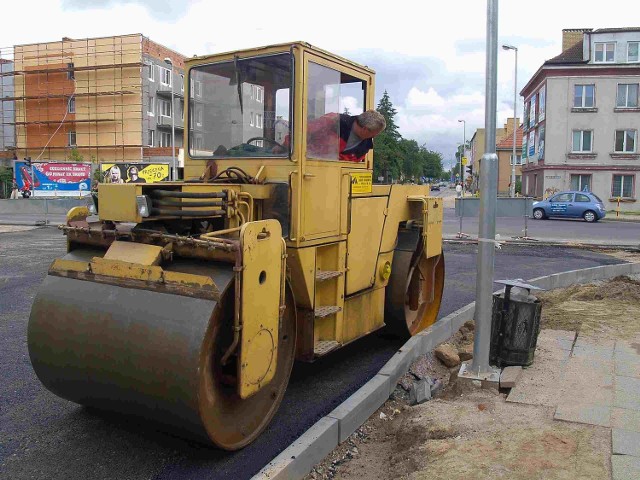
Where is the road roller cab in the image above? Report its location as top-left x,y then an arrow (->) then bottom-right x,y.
28,42 -> 445,450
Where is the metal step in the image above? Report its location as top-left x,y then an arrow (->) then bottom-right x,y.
316,270 -> 343,282
314,340 -> 340,357
314,305 -> 342,318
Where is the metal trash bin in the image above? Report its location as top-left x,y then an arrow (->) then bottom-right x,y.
490,279 -> 543,367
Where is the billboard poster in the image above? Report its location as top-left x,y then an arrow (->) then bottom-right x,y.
522,135 -> 528,159
528,131 -> 535,158
538,125 -> 545,160
538,85 -> 546,122
14,161 -> 91,197
100,163 -> 170,184
523,102 -> 529,129
529,94 -> 537,127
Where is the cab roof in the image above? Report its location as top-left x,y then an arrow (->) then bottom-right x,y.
186,41 -> 375,75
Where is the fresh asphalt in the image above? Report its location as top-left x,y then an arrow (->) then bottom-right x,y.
0,227 -> 625,480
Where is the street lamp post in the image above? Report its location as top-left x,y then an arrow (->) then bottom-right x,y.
164,57 -> 177,181
458,119 -> 466,194
502,44 -> 518,197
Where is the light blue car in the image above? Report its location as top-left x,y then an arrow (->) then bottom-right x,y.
531,191 -> 606,223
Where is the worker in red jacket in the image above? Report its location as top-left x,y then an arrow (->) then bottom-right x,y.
278,109 -> 386,162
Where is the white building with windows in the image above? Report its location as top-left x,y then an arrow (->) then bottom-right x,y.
521,28 -> 640,211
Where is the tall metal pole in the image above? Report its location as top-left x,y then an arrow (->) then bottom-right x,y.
165,58 -> 177,181
458,119 -> 465,193
470,0 -> 499,376
170,71 -> 176,181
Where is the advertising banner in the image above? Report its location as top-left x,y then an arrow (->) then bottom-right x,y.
528,131 -> 536,158
538,126 -> 545,160
538,85 -> 546,122
100,163 -> 170,184
529,94 -> 537,127
14,161 -> 91,197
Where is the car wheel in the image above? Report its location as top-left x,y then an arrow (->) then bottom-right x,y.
533,208 -> 545,220
583,210 -> 596,223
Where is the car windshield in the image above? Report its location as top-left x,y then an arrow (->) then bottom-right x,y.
188,53 -> 293,158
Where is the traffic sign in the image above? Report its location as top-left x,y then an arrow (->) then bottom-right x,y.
462,157 -> 468,166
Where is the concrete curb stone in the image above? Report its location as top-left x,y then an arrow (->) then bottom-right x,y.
253,261 -> 640,480
256,417 -> 339,480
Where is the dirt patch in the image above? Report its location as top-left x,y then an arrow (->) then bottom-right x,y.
308,389 -> 609,480
537,275 -> 640,339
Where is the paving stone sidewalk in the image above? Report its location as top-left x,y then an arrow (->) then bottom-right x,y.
507,330 -> 640,480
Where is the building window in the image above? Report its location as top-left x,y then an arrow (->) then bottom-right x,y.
158,98 -> 171,118
195,106 -> 202,126
628,42 -> 639,62
148,129 -> 155,147
180,100 -> 184,120
510,154 -> 522,165
67,97 -> 75,114
574,85 -> 595,108
251,85 -> 264,103
249,112 -> 254,127
194,135 -> 204,150
159,131 -> 171,147
67,63 -> 75,80
68,131 -> 77,146
256,113 -> 263,129
147,96 -> 155,116
194,80 -> 202,97
612,175 -> 634,198
615,130 -> 637,153
254,139 -> 264,147
570,174 -> 591,192
160,67 -> 172,86
617,84 -> 639,108
180,74 -> 184,92
572,130 -> 593,152
594,42 -> 616,63
147,63 -> 155,82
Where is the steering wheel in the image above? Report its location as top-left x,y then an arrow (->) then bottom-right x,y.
245,137 -> 284,149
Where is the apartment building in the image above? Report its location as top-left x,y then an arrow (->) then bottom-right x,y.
0,34 -> 186,168
521,28 -> 640,211
467,118 -> 516,192
496,125 -> 524,195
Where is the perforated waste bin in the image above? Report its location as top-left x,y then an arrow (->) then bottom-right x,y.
489,279 -> 543,367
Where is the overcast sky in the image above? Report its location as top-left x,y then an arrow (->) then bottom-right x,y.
1,1 -> 637,169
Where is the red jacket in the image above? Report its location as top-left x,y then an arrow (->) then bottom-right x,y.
284,113 -> 373,162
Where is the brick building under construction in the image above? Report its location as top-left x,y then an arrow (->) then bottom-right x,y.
0,34 -> 186,173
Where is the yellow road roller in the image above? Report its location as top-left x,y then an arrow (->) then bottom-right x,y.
28,42 -> 444,450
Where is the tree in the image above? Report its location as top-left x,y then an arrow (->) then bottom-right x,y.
68,148 -> 84,163
374,91 -> 402,182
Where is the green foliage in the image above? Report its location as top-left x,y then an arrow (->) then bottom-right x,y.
0,167 -> 13,199
515,178 -> 522,195
68,148 -> 84,163
373,91 -> 443,183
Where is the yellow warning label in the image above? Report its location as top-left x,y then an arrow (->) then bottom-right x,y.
351,172 -> 372,194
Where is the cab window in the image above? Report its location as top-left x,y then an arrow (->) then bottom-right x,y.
306,61 -> 366,160
189,53 -> 292,158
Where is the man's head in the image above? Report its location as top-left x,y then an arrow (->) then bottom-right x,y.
353,110 -> 386,140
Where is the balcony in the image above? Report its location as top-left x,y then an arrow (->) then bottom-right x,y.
156,115 -> 184,130
155,82 -> 184,98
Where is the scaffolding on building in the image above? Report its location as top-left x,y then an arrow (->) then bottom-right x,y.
0,34 -> 185,166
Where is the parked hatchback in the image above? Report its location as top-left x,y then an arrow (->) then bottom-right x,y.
531,191 -> 606,222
